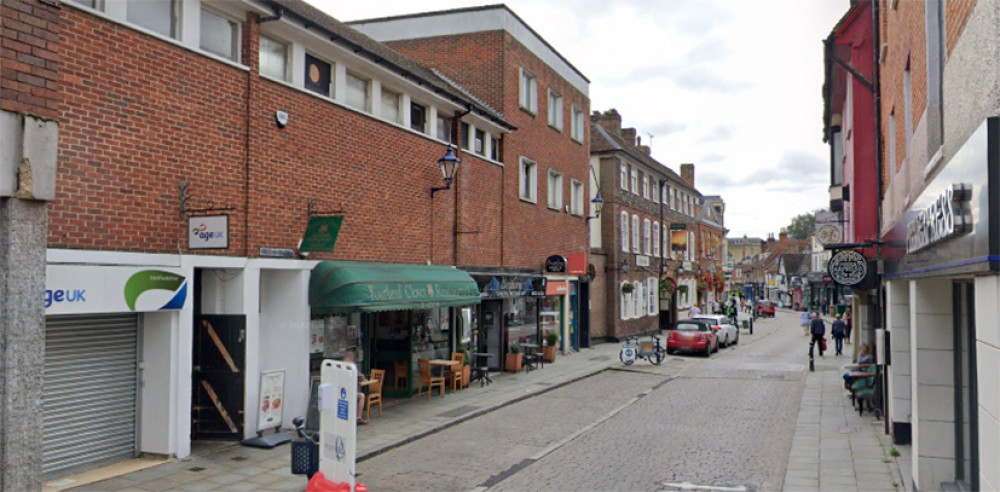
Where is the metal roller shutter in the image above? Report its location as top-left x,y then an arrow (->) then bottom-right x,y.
43,314 -> 139,479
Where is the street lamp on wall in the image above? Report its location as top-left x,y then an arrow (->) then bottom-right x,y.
430,145 -> 461,198
585,190 -> 604,222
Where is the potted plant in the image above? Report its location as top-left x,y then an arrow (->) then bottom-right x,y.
456,347 -> 471,388
621,283 -> 634,295
543,331 -> 559,363
659,278 -> 674,310
505,342 -> 523,373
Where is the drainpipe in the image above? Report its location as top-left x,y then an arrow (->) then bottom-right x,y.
454,105 -> 473,266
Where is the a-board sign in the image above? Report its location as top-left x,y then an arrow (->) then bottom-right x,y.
256,370 -> 285,432
319,360 -> 357,489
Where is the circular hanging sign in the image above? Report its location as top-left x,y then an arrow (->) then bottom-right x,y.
816,224 -> 841,245
828,250 -> 867,286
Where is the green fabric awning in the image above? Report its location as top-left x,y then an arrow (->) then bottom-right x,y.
309,261 -> 482,314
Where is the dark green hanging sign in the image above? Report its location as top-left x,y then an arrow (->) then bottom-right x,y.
300,216 -> 343,253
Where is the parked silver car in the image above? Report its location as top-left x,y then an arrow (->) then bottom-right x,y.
692,314 -> 740,348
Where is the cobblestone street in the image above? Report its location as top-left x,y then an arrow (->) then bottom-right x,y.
358,311 -> 811,491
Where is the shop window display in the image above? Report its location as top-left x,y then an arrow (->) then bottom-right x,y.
504,296 -> 539,344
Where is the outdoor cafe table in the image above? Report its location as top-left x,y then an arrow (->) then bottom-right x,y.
428,359 -> 459,378
471,353 -> 494,386
520,343 -> 541,371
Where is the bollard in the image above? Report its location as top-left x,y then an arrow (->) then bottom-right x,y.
749,318 -> 753,335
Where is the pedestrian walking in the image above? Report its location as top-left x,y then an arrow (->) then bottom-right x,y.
740,298 -> 746,313
810,312 -> 826,357
800,310 -> 810,336
845,308 -> 853,345
831,314 -> 847,356
688,304 -> 701,318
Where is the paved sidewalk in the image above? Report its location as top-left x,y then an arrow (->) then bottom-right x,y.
782,355 -> 903,492
60,342 -> 626,492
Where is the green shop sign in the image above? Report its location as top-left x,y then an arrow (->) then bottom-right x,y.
300,216 -> 343,253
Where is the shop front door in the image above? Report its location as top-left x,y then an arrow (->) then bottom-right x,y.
481,300 -> 503,371
192,314 -> 246,440
953,282 -> 978,490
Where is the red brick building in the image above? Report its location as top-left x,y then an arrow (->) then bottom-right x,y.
32,0 -> 589,480
350,6 -> 593,354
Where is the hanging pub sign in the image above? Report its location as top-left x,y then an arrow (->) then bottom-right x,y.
545,255 -> 567,273
828,250 -> 868,286
905,183 -> 973,254
300,216 -> 344,253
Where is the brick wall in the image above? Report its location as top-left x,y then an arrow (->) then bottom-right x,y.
879,0 -> 927,187
52,7 -> 471,263
945,0 -> 977,57
387,30 -> 591,272
1,0 -> 60,118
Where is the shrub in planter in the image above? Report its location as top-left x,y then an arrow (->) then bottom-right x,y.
543,331 -> 559,363
505,342 -> 523,373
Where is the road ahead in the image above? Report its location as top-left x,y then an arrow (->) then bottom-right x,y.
358,311 -> 816,492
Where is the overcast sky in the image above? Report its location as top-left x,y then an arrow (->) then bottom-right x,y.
312,0 -> 849,239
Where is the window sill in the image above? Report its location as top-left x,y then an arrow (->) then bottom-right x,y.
520,106 -> 538,117
571,137 -> 584,145
519,196 -> 538,204
548,124 -> 564,133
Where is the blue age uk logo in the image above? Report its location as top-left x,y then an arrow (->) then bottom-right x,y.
337,387 -> 349,421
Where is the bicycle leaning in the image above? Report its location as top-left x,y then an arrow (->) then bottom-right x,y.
619,334 -> 666,366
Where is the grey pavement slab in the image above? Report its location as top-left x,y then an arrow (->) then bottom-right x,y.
781,338 -> 905,492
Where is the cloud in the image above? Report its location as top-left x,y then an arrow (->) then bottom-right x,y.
646,120 -> 688,137
698,125 -> 733,143
700,152 -> 727,163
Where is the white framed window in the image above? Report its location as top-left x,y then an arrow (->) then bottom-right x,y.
647,278 -> 658,316
661,185 -> 667,204
620,282 -> 630,320
519,157 -> 538,203
652,221 -> 660,257
460,122 -> 471,150
620,211 -> 629,252
67,0 -> 97,7
630,169 -> 638,194
547,169 -> 563,210
670,187 -> 676,210
259,35 -> 288,81
491,136 -> 500,161
632,215 -> 640,254
410,102 -> 427,133
571,105 -> 585,142
547,89 -> 563,130
304,54 -> 332,97
642,175 -> 650,199
634,281 -> 643,318
381,88 -> 401,124
904,63 -> 912,154
519,67 -> 538,113
200,8 -> 239,61
663,227 -> 670,259
345,72 -> 370,112
620,165 -> 628,190
643,219 -> 651,255
688,231 -> 696,261
475,129 -> 486,156
570,179 -> 584,216
888,110 -> 896,184
437,115 -> 454,144
127,0 -> 176,38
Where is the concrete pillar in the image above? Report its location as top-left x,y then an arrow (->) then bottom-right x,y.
887,280 -> 912,440
974,276 -> 1000,491
910,278 -> 957,490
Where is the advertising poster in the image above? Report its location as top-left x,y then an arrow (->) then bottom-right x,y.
257,370 -> 285,432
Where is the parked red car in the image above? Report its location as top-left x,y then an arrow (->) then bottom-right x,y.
666,319 -> 718,357
756,300 -> 775,318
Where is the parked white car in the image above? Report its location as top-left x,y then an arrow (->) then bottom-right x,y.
692,314 -> 740,348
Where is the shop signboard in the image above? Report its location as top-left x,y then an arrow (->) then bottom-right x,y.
546,281 -> 568,296
635,256 -> 650,267
475,275 -> 546,298
300,216 -> 344,253
566,253 -> 587,275
828,250 -> 868,286
544,255 -> 567,273
257,370 -> 285,432
319,360 -> 357,490
882,118 -> 996,279
188,215 -> 229,249
45,264 -> 188,315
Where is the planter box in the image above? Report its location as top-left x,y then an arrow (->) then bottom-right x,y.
542,345 -> 557,363
462,365 -> 470,388
660,300 -> 672,310
505,353 -> 522,373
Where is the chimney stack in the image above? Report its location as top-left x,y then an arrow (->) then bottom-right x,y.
766,233 -> 776,252
779,230 -> 788,248
621,128 -> 637,146
592,109 -> 622,135
680,163 -> 695,187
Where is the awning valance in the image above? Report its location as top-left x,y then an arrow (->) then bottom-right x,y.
310,261 -> 481,314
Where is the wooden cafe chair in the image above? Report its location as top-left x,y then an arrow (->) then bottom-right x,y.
417,359 -> 445,399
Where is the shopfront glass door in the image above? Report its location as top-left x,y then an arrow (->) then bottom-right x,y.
570,282 -> 579,351
481,300 -> 503,371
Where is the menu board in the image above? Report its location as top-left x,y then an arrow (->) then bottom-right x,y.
257,370 -> 285,432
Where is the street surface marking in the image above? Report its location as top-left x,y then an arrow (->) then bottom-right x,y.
661,481 -> 747,492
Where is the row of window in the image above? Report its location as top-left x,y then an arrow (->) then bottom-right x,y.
618,164 -> 698,217
518,158 -> 585,214
620,278 -> 658,320
519,68 -> 585,143
68,0 -> 503,161
619,212 -> 696,261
